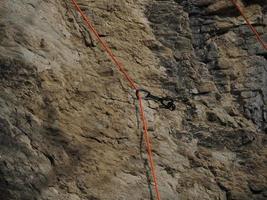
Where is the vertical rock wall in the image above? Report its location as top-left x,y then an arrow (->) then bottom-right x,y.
0,0 -> 266,200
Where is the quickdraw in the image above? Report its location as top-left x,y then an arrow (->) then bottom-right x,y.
136,89 -> 176,111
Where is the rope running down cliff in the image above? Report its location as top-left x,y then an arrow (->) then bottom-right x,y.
229,0 -> 267,51
69,0 -> 161,200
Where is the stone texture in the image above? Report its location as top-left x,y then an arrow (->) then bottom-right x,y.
0,0 -> 266,200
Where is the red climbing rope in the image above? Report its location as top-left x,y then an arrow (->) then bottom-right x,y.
70,1 -> 161,200
229,0 -> 267,51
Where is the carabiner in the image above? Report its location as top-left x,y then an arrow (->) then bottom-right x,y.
136,89 -> 176,111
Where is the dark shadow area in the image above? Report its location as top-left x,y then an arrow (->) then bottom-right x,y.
0,58 -> 92,200
243,0 -> 267,7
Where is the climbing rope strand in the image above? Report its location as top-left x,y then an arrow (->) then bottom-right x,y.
70,1 -> 161,200
137,92 -> 161,200
229,0 -> 267,51
70,0 -> 137,89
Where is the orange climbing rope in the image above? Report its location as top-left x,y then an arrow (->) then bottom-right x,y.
229,0 -> 267,51
70,1 -> 161,200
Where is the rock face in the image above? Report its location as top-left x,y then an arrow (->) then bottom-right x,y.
0,0 -> 266,200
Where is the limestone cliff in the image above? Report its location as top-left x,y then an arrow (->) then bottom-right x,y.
0,0 -> 266,200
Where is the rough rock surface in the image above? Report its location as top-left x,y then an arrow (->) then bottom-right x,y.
0,0 -> 266,199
